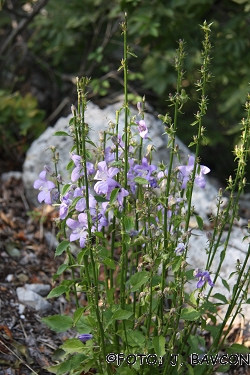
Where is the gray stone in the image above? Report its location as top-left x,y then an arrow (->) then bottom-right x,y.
16,286 -> 52,312
24,283 -> 51,297
22,100 -> 250,322
23,101 -> 190,205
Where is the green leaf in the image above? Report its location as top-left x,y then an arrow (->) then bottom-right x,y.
56,360 -> 71,375
55,240 -> 70,257
180,307 -> 201,321
70,353 -> 88,367
45,364 -> 61,374
61,183 -> 71,196
66,160 -> 74,170
94,195 -> 108,203
129,271 -> 149,292
212,293 -> 228,304
102,257 -> 116,269
94,231 -> 104,238
73,308 -> 85,327
222,278 -> 230,292
47,285 -> 69,299
134,177 -> 149,185
41,315 -> 73,332
188,291 -> 198,307
220,249 -> 226,263
61,338 -> 85,354
195,215 -> 203,231
112,309 -> 133,320
152,335 -> 166,357
53,131 -> 70,136
126,330 -> 145,347
75,316 -> 93,333
172,256 -> 182,273
188,335 -> 206,354
109,188 -> 119,204
128,51 -> 138,58
110,161 -> 124,167
124,216 -> 134,232
85,139 -> 97,148
56,263 -> 69,275
226,343 -> 250,355
205,324 -> 221,340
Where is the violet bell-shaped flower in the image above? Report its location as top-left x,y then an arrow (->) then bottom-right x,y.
33,170 -> 56,205
175,242 -> 186,256
66,213 -> 89,248
106,186 -> 129,206
78,333 -> 93,342
178,155 -> 210,189
133,157 -> 157,182
193,268 -> 214,288
59,190 -> 74,219
94,161 -> 119,195
136,120 -> 148,139
71,153 -> 95,182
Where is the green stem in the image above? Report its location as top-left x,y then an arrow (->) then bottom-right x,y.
160,39 -> 185,323
78,78 -> 110,374
120,13 -> 129,313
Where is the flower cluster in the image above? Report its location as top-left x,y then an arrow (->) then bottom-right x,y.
33,117 -> 212,291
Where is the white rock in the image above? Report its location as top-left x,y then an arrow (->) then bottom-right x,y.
23,100 -> 250,321
23,101 -> 191,205
5,274 -> 14,282
18,304 -> 26,314
24,283 -> 51,297
16,286 -> 51,312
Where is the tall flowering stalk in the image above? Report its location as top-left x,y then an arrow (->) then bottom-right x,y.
33,17 -> 250,375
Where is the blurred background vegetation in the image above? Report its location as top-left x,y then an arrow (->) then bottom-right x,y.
1,0 -> 250,188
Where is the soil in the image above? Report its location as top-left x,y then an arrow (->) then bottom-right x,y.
0,174 -> 73,375
0,174 -> 250,375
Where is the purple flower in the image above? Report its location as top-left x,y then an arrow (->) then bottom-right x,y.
92,212 -> 109,231
193,269 -> 214,288
175,242 -> 186,256
106,187 -> 129,206
78,333 -> 93,342
133,157 -> 157,181
178,156 -> 210,189
157,168 -> 168,180
136,120 -> 148,139
117,188 -> 129,205
66,213 -> 88,248
59,190 -> 74,219
71,153 -> 95,182
94,161 -> 119,195
104,146 -> 116,163
33,170 -> 56,205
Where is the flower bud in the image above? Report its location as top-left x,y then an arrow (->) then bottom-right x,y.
137,101 -> 142,114
71,104 -> 77,116
44,165 -> 52,174
57,174 -> 63,183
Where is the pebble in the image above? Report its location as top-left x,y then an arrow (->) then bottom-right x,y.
5,274 -> 14,282
16,286 -> 52,313
24,283 -> 51,297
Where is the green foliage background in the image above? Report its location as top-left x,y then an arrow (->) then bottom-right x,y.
1,0 -> 250,184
